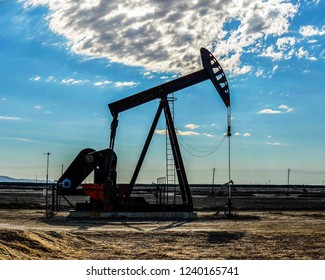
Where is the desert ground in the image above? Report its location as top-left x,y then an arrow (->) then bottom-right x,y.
0,186 -> 324,260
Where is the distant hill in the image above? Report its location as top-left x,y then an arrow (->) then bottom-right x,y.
0,175 -> 47,183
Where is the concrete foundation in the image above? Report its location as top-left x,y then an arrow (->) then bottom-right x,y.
69,210 -> 197,219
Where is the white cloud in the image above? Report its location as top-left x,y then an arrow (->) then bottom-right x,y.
0,116 -> 21,120
234,65 -> 252,76
154,129 -> 166,135
34,105 -> 42,109
296,47 -> 307,58
22,0 -> 299,76
143,71 -> 154,79
278,104 -> 294,113
266,142 -> 284,146
93,80 -> 112,87
272,65 -> 279,75
155,129 -> 200,136
203,133 -> 214,138
234,132 -> 251,137
260,37 -> 296,61
278,104 -> 289,110
276,37 -> 296,51
176,130 -> 200,136
185,123 -> 200,130
114,81 -> 139,88
258,104 -> 294,114
256,69 -> 264,77
259,45 -> 284,60
296,47 -> 317,61
45,76 -> 56,82
6,137 -> 36,142
299,25 -> 325,37
257,109 -> 281,114
61,78 -> 86,85
30,75 -> 41,81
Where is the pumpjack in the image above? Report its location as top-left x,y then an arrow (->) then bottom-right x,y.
55,48 -> 230,214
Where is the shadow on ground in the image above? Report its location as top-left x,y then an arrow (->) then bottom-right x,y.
207,231 -> 245,244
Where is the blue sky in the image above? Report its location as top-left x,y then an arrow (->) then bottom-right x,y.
0,0 -> 324,184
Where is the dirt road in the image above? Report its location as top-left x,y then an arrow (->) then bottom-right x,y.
0,209 -> 324,260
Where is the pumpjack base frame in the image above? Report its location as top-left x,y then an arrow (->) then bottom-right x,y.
69,210 -> 197,220
75,200 -> 193,212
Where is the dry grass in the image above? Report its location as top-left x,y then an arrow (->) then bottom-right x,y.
0,210 -> 324,260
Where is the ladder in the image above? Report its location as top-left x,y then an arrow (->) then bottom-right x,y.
166,93 -> 176,204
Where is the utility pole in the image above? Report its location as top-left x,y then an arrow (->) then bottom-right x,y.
43,152 -> 51,215
211,167 -> 216,194
287,168 -> 291,193
44,152 -> 51,187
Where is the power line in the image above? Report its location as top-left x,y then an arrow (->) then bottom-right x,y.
176,129 -> 226,153
177,132 -> 226,157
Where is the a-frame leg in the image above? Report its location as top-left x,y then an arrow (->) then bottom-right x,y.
163,98 -> 193,206
124,98 -> 192,208
125,102 -> 164,201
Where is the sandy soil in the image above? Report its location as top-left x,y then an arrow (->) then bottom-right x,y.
0,209 -> 324,260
